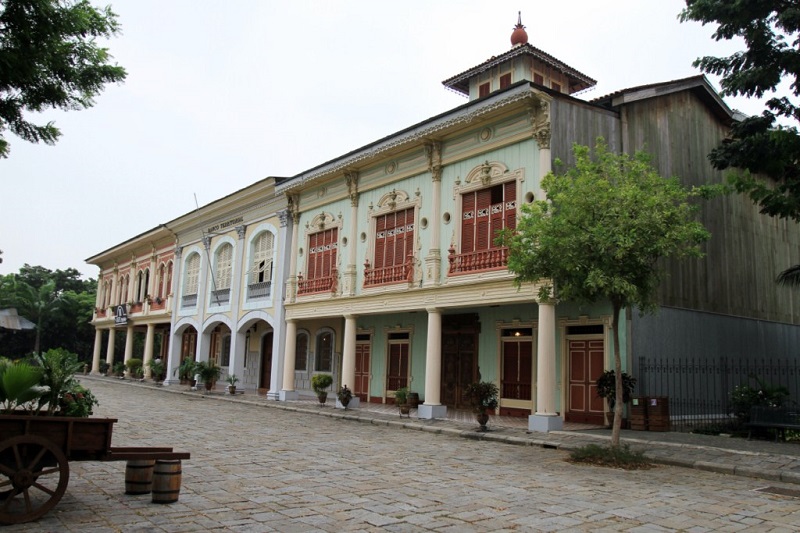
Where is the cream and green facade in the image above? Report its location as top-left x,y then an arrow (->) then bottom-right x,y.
88,18 -> 800,432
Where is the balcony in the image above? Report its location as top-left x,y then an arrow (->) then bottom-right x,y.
297,268 -> 338,295
209,288 -> 231,306
363,256 -> 414,287
247,281 -> 272,300
448,245 -> 509,274
181,293 -> 198,309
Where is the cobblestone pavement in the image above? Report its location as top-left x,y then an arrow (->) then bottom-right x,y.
7,377 -> 800,532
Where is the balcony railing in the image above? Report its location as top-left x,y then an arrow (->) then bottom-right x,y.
248,281 -> 272,299
297,268 -> 338,295
210,288 -> 231,306
448,245 -> 509,274
363,255 -> 414,287
181,293 -> 198,308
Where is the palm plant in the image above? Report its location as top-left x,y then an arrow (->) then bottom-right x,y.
0,358 -> 46,413
34,348 -> 84,415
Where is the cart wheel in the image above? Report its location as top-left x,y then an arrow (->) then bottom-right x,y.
0,435 -> 70,525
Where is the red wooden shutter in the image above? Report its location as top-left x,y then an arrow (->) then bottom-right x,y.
402,209 -> 414,266
504,181 -> 517,233
500,73 -> 511,89
384,212 -> 396,268
375,215 -> 387,269
475,188 -> 492,250
461,192 -> 476,254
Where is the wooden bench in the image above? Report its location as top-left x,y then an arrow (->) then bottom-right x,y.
747,406 -> 800,441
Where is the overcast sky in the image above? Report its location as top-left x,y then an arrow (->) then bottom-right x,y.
0,0 -> 783,279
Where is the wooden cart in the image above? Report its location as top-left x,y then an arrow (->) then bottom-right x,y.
0,414 -> 190,524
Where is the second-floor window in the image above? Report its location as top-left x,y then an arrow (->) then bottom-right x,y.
451,181 -> 516,274
298,228 -> 338,295
182,252 -> 200,308
211,243 -> 233,306
365,208 -> 414,286
248,231 -> 274,300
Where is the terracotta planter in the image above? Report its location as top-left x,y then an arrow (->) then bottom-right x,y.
399,403 -> 411,417
317,392 -> 327,405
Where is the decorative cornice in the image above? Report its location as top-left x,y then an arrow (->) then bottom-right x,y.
236,225 -> 247,240
277,86 -> 542,193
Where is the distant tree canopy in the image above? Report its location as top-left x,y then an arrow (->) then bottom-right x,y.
0,265 -> 96,359
0,0 -> 127,157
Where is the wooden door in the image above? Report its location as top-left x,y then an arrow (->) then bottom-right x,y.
386,341 -> 409,392
566,339 -> 605,424
502,339 -> 532,401
354,342 -> 370,401
441,331 -> 478,409
260,332 -> 273,390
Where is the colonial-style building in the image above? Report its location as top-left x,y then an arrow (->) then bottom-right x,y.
87,226 -> 175,378
88,16 -> 799,432
274,16 -> 800,431
164,178 -> 290,397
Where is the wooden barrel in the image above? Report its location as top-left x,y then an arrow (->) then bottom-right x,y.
125,460 -> 155,495
151,460 -> 182,504
408,392 -> 420,408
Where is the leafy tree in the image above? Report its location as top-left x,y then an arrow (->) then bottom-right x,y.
505,140 -> 709,446
1,276 -> 59,354
0,0 -> 127,157
680,0 -> 800,284
0,266 -> 96,358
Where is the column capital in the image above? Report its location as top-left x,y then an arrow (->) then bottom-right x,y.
425,307 -> 442,314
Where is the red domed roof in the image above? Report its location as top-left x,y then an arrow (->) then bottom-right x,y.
511,12 -> 528,46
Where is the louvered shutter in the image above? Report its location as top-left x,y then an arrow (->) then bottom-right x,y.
475,188 -> 492,250
503,181 -> 517,233
461,192 -> 476,254
375,215 -> 387,269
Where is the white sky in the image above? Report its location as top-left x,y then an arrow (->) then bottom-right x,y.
0,0 -> 783,279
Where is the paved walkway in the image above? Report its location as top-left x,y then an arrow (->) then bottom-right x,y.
7,376 -> 800,532
85,375 -> 800,486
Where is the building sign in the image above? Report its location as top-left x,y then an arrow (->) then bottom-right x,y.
207,216 -> 243,234
114,304 -> 128,327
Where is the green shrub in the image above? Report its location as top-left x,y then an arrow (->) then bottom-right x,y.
729,375 -> 790,425
126,358 -> 143,378
59,383 -> 98,417
311,373 -> 333,394
568,443 -> 652,470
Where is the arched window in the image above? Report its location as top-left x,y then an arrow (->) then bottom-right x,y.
315,330 -> 334,372
295,332 -> 309,371
157,263 -> 166,299
248,232 -> 274,300
182,252 -> 200,308
211,243 -> 233,305
136,268 -> 150,302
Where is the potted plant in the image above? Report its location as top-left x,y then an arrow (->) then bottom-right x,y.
311,373 -> 333,405
596,370 -> 637,428
148,358 -> 165,382
226,374 -> 239,394
463,381 -> 499,431
126,358 -> 143,380
336,384 -> 353,409
395,386 -> 411,417
174,358 -> 198,385
195,361 -> 222,391
99,361 -> 110,376
112,361 -> 126,378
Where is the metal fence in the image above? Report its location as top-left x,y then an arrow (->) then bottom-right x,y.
635,356 -> 800,432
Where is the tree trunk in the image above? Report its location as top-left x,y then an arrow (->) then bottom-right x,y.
611,300 -> 623,447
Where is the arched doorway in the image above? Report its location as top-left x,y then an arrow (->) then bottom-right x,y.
259,332 -> 273,391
